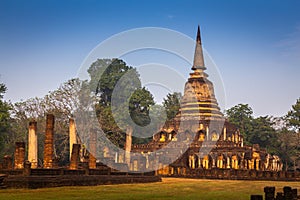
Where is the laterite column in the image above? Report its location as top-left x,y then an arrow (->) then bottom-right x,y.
14,142 -> 25,169
89,130 -> 97,169
125,126 -> 132,167
28,121 -> 38,168
69,118 -> 77,161
43,114 -> 55,168
69,144 -> 81,170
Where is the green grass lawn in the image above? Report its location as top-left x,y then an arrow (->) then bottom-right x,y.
0,178 -> 299,200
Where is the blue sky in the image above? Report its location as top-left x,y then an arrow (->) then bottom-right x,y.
0,0 -> 300,117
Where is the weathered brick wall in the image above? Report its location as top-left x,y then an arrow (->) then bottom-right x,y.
163,168 -> 300,181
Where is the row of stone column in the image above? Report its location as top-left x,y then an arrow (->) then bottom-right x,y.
158,126 -> 244,147
12,113 -> 134,170
12,114 -> 86,169
188,155 -> 264,170
13,114 -> 55,169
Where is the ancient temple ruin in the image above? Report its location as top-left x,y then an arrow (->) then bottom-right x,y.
129,26 -> 283,175
0,26 -> 298,189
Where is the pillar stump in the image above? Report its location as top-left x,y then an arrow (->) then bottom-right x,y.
3,155 -> 12,170
69,144 -> 81,170
14,142 -> 25,169
23,160 -> 31,176
264,186 -> 275,200
283,186 -> 293,200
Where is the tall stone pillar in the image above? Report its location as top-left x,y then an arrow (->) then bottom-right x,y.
89,130 -> 97,169
223,126 -> 226,141
69,144 -> 81,170
125,126 -> 132,166
28,121 -> 38,168
69,118 -> 77,161
43,114 -> 55,168
14,142 -> 25,169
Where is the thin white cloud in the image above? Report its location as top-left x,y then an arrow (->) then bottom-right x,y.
277,24 -> 300,62
167,14 -> 174,19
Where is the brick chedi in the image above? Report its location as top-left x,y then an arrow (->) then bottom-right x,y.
177,25 -> 224,121
130,26 -> 283,174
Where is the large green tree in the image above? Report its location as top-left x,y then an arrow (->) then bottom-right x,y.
0,83 -> 13,159
225,104 -> 279,152
285,98 -> 300,169
286,98 -> 300,134
163,92 -> 182,120
0,83 -> 11,133
225,103 -> 300,170
249,116 -> 278,153
225,104 -> 254,141
275,128 -> 298,170
89,58 -> 156,146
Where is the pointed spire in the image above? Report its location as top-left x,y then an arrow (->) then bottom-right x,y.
196,25 -> 201,44
192,25 -> 206,71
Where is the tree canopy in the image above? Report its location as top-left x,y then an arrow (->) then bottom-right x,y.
225,104 -> 253,140
88,58 -> 156,146
163,92 -> 182,120
0,83 -> 12,159
225,102 -> 300,170
286,98 -> 300,133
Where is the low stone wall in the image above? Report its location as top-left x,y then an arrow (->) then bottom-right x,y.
0,170 -> 23,176
0,168 -> 156,177
3,174 -> 161,189
0,167 -> 159,189
164,169 -> 300,181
